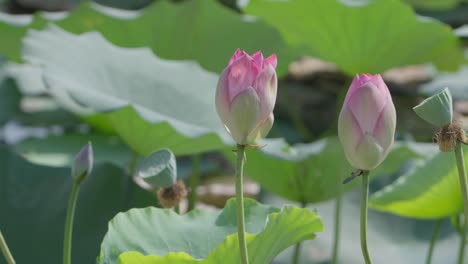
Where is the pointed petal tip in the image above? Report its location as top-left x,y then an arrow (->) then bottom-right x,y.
252,50 -> 264,67
229,48 -> 246,66
264,53 -> 277,69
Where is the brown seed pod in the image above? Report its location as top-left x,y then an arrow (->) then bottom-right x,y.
157,181 -> 187,209
434,121 -> 467,152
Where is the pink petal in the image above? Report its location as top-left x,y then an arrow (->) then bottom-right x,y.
338,106 -> 365,166
251,51 -> 264,68
226,53 -> 257,102
372,99 -> 396,149
225,87 -> 261,145
264,54 -> 277,69
358,74 -> 374,83
253,64 -> 277,119
228,48 -> 246,66
215,69 -> 231,123
215,68 -> 231,110
347,82 -> 388,134
369,74 -> 390,97
345,74 -> 378,104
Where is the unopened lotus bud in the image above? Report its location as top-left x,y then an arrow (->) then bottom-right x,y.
338,74 -> 396,170
215,49 -> 277,145
71,142 -> 93,183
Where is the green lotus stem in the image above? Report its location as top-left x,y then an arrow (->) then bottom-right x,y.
292,201 -> 307,264
188,154 -> 201,211
455,140 -> 468,264
63,181 -> 81,264
0,229 -> 15,264
360,171 -> 372,264
292,239 -> 302,264
426,219 -> 443,264
331,190 -> 343,264
458,221 -> 467,264
235,144 -> 249,264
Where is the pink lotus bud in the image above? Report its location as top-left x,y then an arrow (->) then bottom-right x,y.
215,49 -> 277,145
338,74 -> 396,170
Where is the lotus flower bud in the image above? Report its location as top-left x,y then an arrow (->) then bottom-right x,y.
71,142 -> 93,183
338,74 -> 396,170
215,49 -> 277,145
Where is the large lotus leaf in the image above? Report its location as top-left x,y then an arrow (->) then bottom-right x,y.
9,97 -> 81,128
4,62 -> 48,95
22,25 -> 233,155
225,137 -> 436,203
13,133 -> 132,168
0,0 -> 293,76
0,146 -> 157,264
98,198 -> 323,264
245,0 -> 464,74
369,147 -> 468,219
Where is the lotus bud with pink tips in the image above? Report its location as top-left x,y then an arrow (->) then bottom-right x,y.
215,49 -> 277,145
338,74 -> 396,171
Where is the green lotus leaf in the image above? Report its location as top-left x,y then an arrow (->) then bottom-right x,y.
369,148 -> 468,219
13,133 -> 132,168
22,25 -> 233,155
98,198 -> 322,264
1,0 -> 293,75
245,0 -> 464,74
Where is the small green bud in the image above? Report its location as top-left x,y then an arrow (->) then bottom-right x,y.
413,88 -> 453,127
71,142 -> 93,183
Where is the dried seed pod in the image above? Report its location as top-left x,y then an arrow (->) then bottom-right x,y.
435,121 -> 467,152
157,181 -> 187,209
